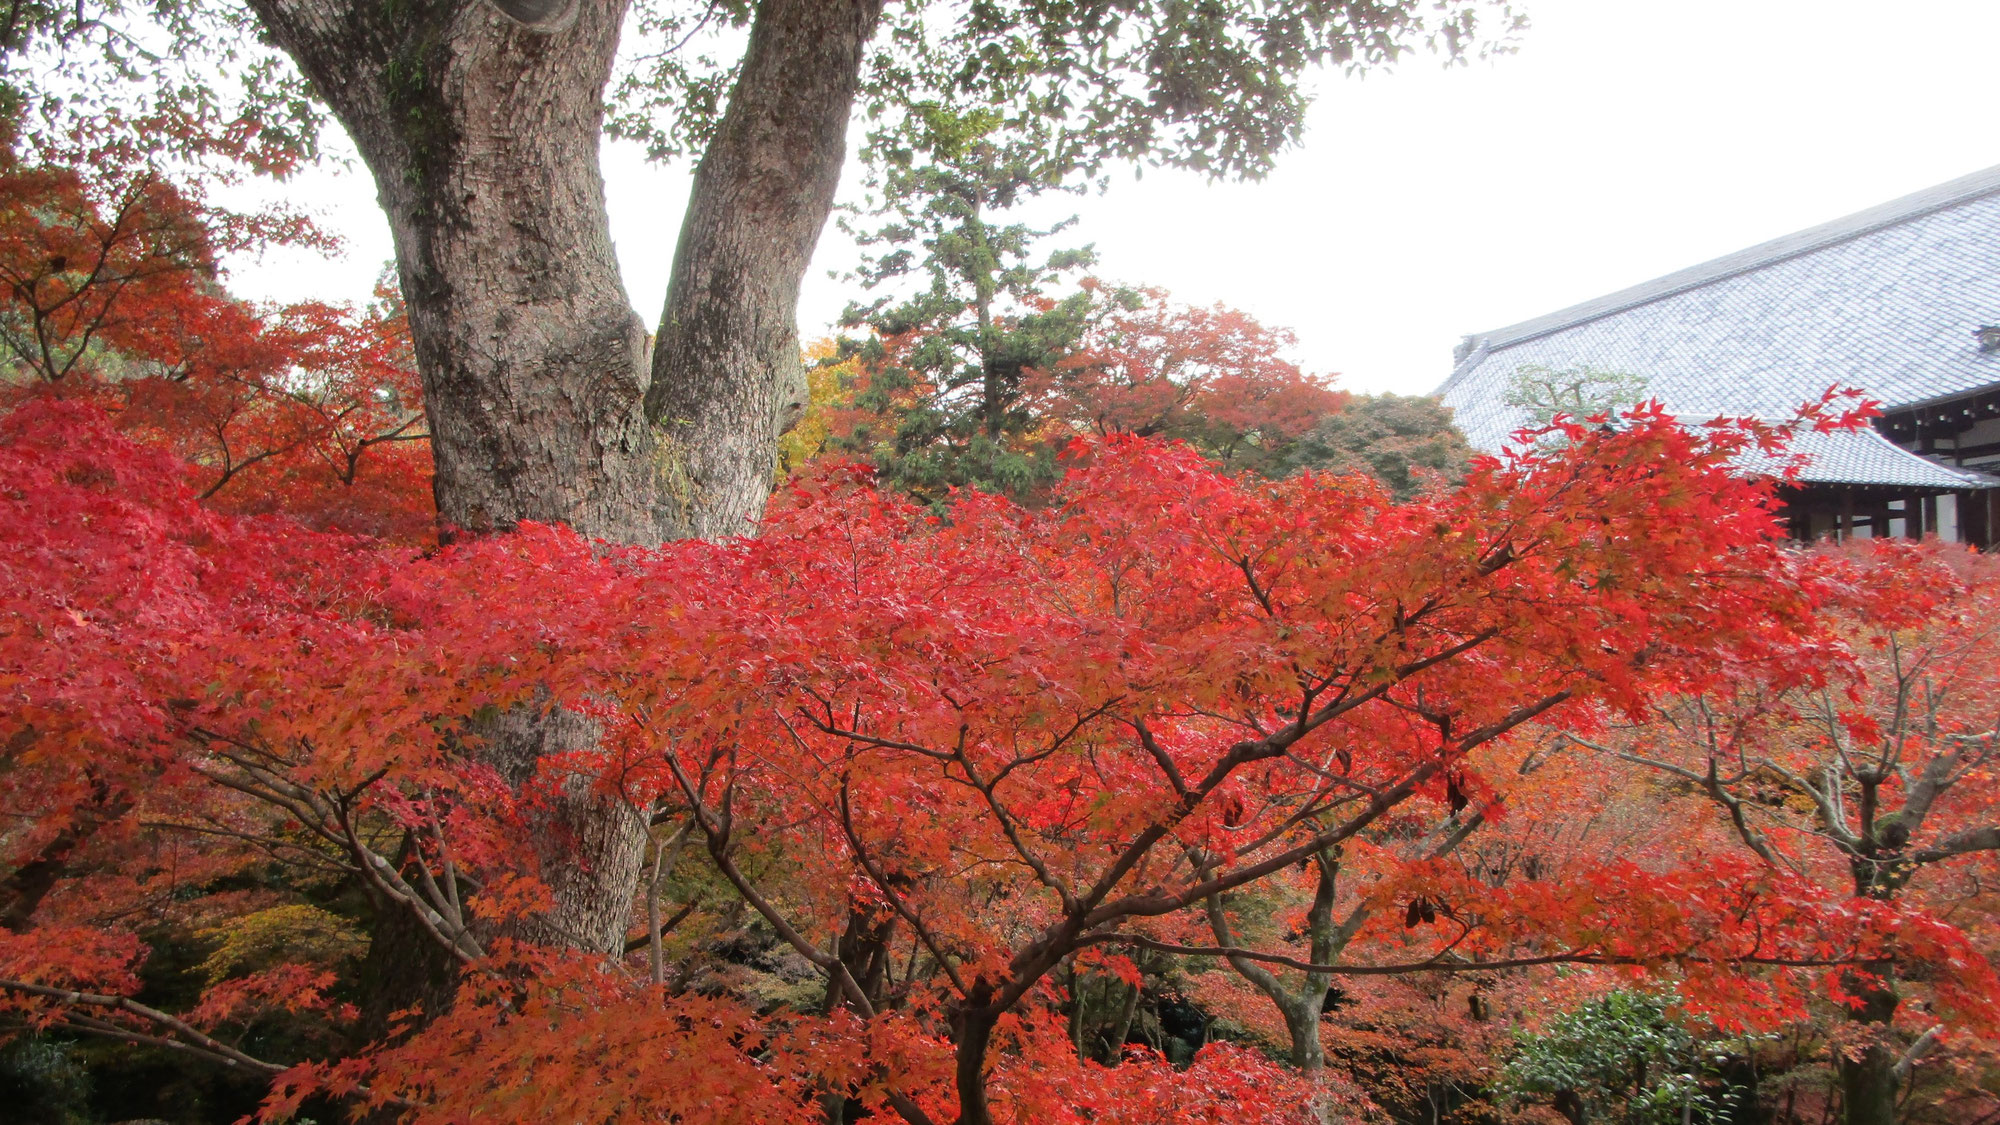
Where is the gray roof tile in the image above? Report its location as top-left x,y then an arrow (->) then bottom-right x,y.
1736,427 -> 1994,489
1437,164 -> 2000,490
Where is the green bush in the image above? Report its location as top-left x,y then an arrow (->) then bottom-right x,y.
1499,990 -> 1744,1125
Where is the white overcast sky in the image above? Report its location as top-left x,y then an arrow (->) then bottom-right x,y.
220,0 -> 2000,396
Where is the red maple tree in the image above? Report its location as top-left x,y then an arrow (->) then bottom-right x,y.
3,371 -> 1994,1122
1,161 -> 433,541
1039,288 -> 1348,469
1574,541 -> 2000,1123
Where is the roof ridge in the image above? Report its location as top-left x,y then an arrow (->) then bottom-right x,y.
1435,337 -> 1490,396
1458,163 -> 2000,356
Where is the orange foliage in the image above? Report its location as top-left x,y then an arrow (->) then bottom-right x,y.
1041,286 -> 1348,464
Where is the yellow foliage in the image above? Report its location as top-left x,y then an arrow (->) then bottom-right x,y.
196,904 -> 366,984
777,339 -> 858,479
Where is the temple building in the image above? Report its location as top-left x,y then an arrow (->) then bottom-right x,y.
1436,164 -> 2000,545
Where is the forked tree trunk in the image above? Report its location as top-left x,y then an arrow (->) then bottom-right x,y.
1206,851 -> 1344,1075
241,0 -> 882,989
246,0 -> 665,545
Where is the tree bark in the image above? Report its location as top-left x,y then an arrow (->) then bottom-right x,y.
1107,976 -> 1143,1061
647,0 -> 886,539
952,1004 -> 1000,1125
243,0 -> 884,566
1204,850 -> 1342,1074
246,0 -> 665,544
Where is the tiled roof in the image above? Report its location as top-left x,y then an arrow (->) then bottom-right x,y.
1436,164 -> 2000,489
1735,426 -> 1994,489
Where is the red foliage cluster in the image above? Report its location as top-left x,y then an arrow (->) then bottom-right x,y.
1038,288 -> 1348,456
0,163 -> 432,541
6,378 -> 1997,1121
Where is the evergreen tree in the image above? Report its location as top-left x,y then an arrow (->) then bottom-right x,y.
834,103 -> 1114,503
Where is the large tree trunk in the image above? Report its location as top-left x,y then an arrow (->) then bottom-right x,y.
243,0 -> 663,993
244,0 -> 883,557
240,0 -> 883,996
